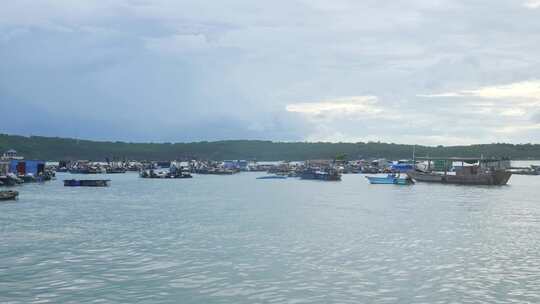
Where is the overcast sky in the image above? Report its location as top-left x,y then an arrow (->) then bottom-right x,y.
1,0 -> 540,145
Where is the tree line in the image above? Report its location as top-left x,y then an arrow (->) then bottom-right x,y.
1,134 -> 539,161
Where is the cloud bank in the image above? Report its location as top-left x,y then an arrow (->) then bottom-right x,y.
1,1 -> 540,145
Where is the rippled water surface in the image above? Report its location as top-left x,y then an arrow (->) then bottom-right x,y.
2,171 -> 540,303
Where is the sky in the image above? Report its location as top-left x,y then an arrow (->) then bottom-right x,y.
1,0 -> 540,145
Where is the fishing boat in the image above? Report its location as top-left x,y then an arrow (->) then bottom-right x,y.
106,167 -> 127,174
193,168 -> 236,175
0,190 -> 19,201
139,169 -> 193,179
365,174 -> 414,185
0,174 -> 23,186
408,157 -> 512,186
300,168 -> 341,181
63,179 -> 111,187
508,167 -> 540,175
21,174 -> 37,183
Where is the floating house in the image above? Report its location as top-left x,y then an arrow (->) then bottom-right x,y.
222,160 -> 248,171
1,149 -> 46,178
9,160 -> 46,176
2,149 -> 24,160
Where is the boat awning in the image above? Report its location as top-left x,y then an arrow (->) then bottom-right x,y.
414,157 -> 507,163
391,164 -> 414,172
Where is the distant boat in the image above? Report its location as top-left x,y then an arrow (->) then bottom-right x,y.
69,167 -> 106,174
365,174 -> 414,185
300,168 -> 341,181
139,169 -> 193,179
202,169 -> 236,175
508,166 -> 540,175
0,190 -> 19,201
64,179 -> 110,187
0,174 -> 23,186
256,175 -> 287,179
106,167 -> 127,174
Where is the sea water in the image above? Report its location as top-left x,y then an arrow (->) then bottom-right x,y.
1,168 -> 540,303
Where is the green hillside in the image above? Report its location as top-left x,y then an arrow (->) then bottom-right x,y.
1,134 -> 539,161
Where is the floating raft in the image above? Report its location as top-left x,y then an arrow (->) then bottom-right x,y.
64,179 -> 110,187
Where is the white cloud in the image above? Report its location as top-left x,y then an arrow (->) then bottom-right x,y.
286,96 -> 382,117
415,80 -> 540,142
495,123 -> 540,134
524,0 -> 540,9
499,108 -> 527,117
417,92 -> 463,98
418,80 -> 540,101
466,81 -> 540,101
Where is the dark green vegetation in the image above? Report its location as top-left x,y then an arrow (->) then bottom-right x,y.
1,134 -> 540,161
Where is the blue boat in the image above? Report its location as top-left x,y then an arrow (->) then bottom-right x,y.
256,175 -> 287,179
64,179 -> 110,187
365,174 -> 414,185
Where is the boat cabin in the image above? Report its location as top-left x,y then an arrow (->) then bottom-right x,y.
455,165 -> 479,176
2,149 -> 24,160
415,156 -> 510,173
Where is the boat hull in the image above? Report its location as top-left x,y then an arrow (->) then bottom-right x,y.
408,170 -> 512,186
300,172 -> 341,181
257,175 -> 287,179
0,190 -> 19,201
365,176 -> 413,185
0,176 -> 20,186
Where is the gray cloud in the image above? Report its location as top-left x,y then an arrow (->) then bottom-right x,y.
1,1 -> 540,144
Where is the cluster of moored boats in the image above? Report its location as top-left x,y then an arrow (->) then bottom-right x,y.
2,147 -> 539,202
0,171 -> 55,186
139,163 -> 193,179
259,157 -> 519,186
1,150 -> 55,199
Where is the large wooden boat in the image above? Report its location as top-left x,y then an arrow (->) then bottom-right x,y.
408,157 -> 512,186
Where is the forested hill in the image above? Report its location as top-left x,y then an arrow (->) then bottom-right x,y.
1,134 -> 540,161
